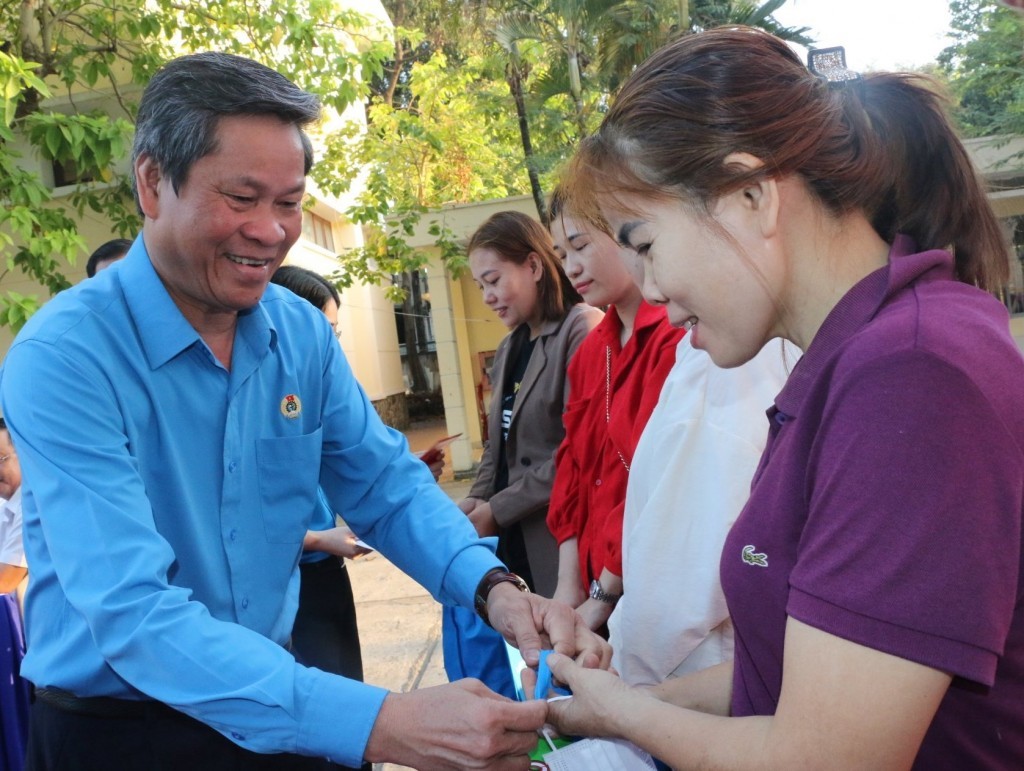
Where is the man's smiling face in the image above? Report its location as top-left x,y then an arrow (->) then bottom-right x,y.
137,113 -> 307,329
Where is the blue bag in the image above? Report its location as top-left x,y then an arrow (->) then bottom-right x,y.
441,604 -> 518,699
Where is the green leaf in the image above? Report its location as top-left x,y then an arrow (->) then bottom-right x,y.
45,125 -> 63,160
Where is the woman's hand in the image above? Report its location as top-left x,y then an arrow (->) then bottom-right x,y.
575,597 -> 614,632
575,568 -> 621,630
424,455 -> 445,481
552,539 -> 585,607
303,526 -> 373,559
457,496 -> 483,515
551,580 -> 586,609
543,652 -> 639,738
467,501 -> 498,538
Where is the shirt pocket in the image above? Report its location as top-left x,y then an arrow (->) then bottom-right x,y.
255,427 -> 323,543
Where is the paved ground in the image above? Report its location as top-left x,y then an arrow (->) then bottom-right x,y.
351,418 -> 474,771
349,477 -> 472,771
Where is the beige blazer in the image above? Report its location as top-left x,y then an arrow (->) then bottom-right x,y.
469,303 -> 603,596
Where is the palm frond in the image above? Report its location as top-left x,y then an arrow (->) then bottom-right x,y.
491,9 -> 548,54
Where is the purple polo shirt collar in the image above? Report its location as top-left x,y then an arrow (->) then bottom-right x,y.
774,235 -> 955,418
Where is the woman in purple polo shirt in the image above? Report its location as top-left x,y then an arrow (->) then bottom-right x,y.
538,26 -> 1024,770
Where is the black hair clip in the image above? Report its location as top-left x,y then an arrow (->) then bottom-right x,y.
807,46 -> 861,83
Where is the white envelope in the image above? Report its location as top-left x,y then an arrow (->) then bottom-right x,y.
543,737 -> 657,770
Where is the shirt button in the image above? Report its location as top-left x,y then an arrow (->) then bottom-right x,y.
241,598 -> 249,610
521,457 -> 531,467
594,479 -> 602,487
229,529 -> 237,542
774,413 -> 788,425
228,460 -> 238,473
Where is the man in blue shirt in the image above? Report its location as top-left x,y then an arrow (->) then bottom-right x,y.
0,52 -> 608,770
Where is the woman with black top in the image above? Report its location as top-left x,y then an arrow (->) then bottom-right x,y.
441,211 -> 602,698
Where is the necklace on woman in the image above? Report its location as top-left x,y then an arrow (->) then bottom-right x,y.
605,345 -> 630,472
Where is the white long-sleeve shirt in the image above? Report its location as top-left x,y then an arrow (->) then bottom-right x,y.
609,336 -> 797,685
0,488 -> 25,569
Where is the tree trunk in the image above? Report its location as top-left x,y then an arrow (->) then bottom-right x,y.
506,54 -> 548,226
400,271 -> 430,393
383,0 -> 406,107
567,48 -> 588,141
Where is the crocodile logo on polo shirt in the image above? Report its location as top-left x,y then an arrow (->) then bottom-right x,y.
741,544 -> 768,567
280,394 -> 302,419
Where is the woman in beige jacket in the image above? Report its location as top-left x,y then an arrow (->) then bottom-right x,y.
442,210 -> 601,697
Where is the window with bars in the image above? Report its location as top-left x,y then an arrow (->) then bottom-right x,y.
302,211 -> 335,252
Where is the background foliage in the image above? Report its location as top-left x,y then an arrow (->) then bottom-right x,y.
0,0 -> 1019,330
940,0 -> 1024,139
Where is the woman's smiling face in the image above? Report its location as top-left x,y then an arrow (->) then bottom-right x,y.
550,211 -> 638,308
469,246 -> 543,331
604,191 -> 784,368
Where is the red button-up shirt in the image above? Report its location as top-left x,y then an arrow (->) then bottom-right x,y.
547,301 -> 683,589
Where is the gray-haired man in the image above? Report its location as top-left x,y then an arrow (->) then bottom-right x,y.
1,52 -> 608,770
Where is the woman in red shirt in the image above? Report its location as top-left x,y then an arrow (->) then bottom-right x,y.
547,188 -> 684,633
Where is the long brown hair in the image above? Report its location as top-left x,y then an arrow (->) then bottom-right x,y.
567,26 -> 1007,290
468,211 -> 583,323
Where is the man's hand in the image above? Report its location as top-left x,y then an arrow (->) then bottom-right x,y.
486,584 -> 612,670
364,679 -> 547,770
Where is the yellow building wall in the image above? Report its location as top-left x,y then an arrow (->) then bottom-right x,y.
1011,316 -> 1024,350
405,195 -> 544,472
286,203 -> 405,402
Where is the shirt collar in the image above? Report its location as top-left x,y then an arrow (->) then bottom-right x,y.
3,487 -> 21,519
534,303 -> 583,338
119,238 -> 278,370
634,299 -> 668,331
594,299 -> 666,344
775,235 -> 954,416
